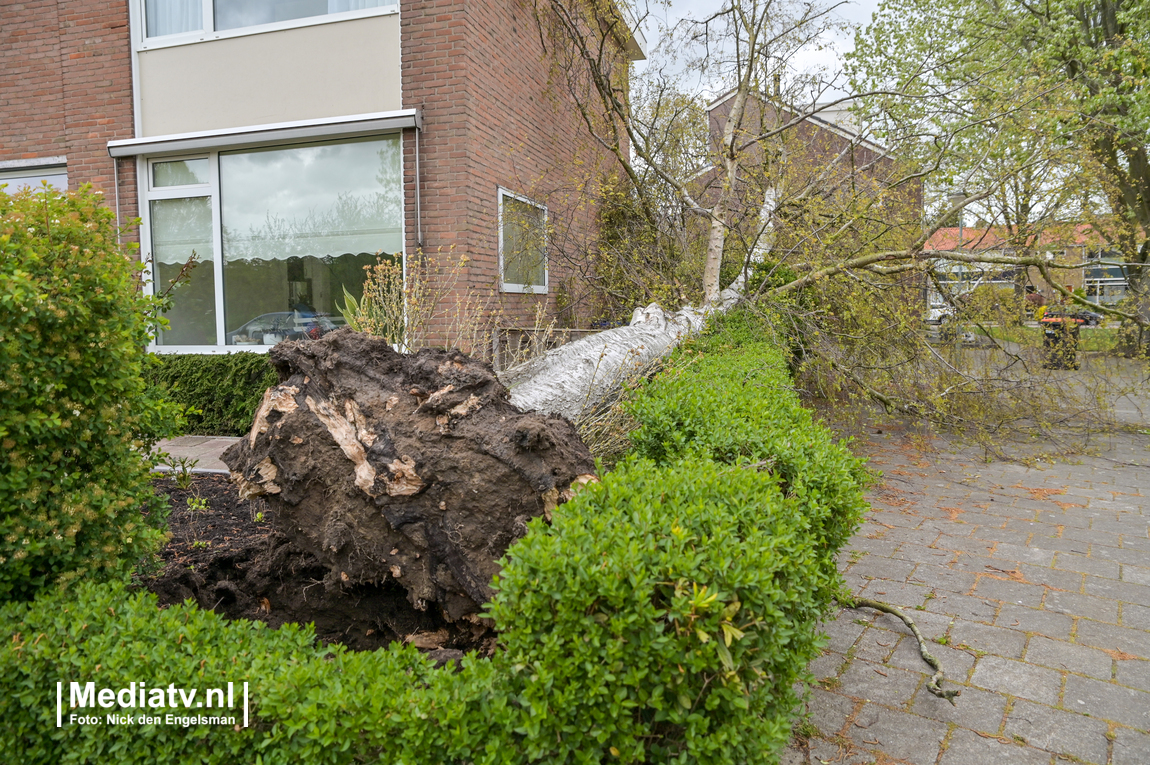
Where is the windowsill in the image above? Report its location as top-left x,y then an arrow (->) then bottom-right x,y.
151,345 -> 273,354
136,5 -> 398,53
501,284 -> 549,295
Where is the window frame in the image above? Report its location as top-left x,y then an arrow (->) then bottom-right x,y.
497,187 -> 548,295
140,133 -> 404,354
134,0 -> 398,52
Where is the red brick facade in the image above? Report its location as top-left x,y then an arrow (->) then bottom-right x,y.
401,0 -> 614,339
1,0 -> 138,231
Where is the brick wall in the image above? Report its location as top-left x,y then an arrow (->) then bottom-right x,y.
1,0 -> 137,235
401,0 -> 616,351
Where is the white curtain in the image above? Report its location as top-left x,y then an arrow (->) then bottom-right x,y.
145,0 -> 202,37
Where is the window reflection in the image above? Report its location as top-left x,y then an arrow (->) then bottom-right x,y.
152,197 -> 217,345
219,136 -> 402,344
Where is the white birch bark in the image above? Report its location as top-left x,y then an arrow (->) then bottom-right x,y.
502,281 -> 743,419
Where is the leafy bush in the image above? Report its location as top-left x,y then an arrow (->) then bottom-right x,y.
2,336 -> 867,762
145,353 -> 276,436
0,187 -> 182,601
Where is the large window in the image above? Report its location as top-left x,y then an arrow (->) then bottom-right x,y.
0,164 -> 67,193
147,135 -> 403,349
498,189 -> 548,294
143,0 -> 395,38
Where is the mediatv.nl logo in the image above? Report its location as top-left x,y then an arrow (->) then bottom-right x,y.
57,681 -> 249,728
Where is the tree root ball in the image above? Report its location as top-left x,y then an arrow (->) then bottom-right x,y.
222,329 -> 596,625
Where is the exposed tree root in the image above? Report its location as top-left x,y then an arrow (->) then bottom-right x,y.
843,596 -> 961,705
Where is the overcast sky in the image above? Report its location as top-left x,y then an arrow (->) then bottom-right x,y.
638,0 -> 884,96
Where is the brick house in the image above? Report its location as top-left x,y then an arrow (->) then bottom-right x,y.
699,91 -> 919,265
1,0 -> 644,354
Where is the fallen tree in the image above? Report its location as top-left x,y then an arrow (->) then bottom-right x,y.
502,280 -> 743,418
222,330 -> 596,627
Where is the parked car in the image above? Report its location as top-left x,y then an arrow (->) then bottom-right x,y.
228,312 -> 341,346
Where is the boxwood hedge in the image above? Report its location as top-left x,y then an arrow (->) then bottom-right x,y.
144,353 -> 277,436
2,335 -> 867,763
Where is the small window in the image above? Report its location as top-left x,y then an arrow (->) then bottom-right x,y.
153,158 -> 210,187
499,189 -> 547,293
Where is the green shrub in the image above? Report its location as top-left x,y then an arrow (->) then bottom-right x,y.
1,336 -> 867,763
0,187 -> 182,602
145,353 -> 277,436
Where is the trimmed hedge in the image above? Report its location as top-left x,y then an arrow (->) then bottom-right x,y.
145,353 -> 277,436
0,187 -> 181,602
2,336 -> 867,763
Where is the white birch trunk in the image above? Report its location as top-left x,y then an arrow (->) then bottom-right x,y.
502,281 -> 743,419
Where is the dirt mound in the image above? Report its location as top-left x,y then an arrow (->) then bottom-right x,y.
221,330 -> 596,629
145,475 -> 488,653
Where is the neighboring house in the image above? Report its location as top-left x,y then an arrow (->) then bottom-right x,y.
698,91 -> 918,263
1,0 -> 644,353
923,225 -> 1130,309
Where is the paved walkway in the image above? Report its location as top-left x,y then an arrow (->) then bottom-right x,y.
788,426 -> 1150,764
155,424 -> 1150,764
154,435 -> 240,472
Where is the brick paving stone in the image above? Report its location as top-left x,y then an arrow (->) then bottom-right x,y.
850,629 -> 899,665
1053,552 -> 1121,580
907,563 -> 977,595
1061,526 -> 1124,547
971,526 -> 1033,546
950,620 -> 1028,659
845,537 -> 899,557
998,602 -> 1076,639
910,682 -> 1006,733
807,736 -> 874,764
847,556 -> 918,583
868,509 -> 922,528
925,591 -> 1000,623
935,534 -> 998,555
1112,727 -> 1150,765
970,656 -> 1063,706
939,727 -> 1051,765
1064,673 -> 1150,730
881,526 -> 943,547
858,581 -> 931,609
1037,510 -> 1092,528
1018,563 -> 1084,591
809,651 -> 843,682
1091,545 -> 1150,568
848,704 -> 948,765
1085,574 -> 1150,604
837,659 -> 922,707
1032,535 -> 1094,554
1044,590 -> 1119,624
806,688 -> 857,737
1120,536 -> 1150,552
976,577 -> 1048,607
822,614 -> 867,653
991,542 -> 1058,567
1024,635 -> 1114,680
1076,620 -> 1150,659
1120,602 -> 1150,631
1115,658 -> 1150,692
1003,699 -> 1111,764
890,543 -> 956,566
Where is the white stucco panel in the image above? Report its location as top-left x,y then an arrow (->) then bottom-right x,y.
138,14 -> 402,137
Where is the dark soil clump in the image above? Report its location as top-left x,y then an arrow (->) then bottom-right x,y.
143,474 -> 492,654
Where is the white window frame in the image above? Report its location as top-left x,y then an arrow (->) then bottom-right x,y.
498,187 -> 548,295
133,0 -> 398,52
141,153 -> 225,353
139,132 -> 405,354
